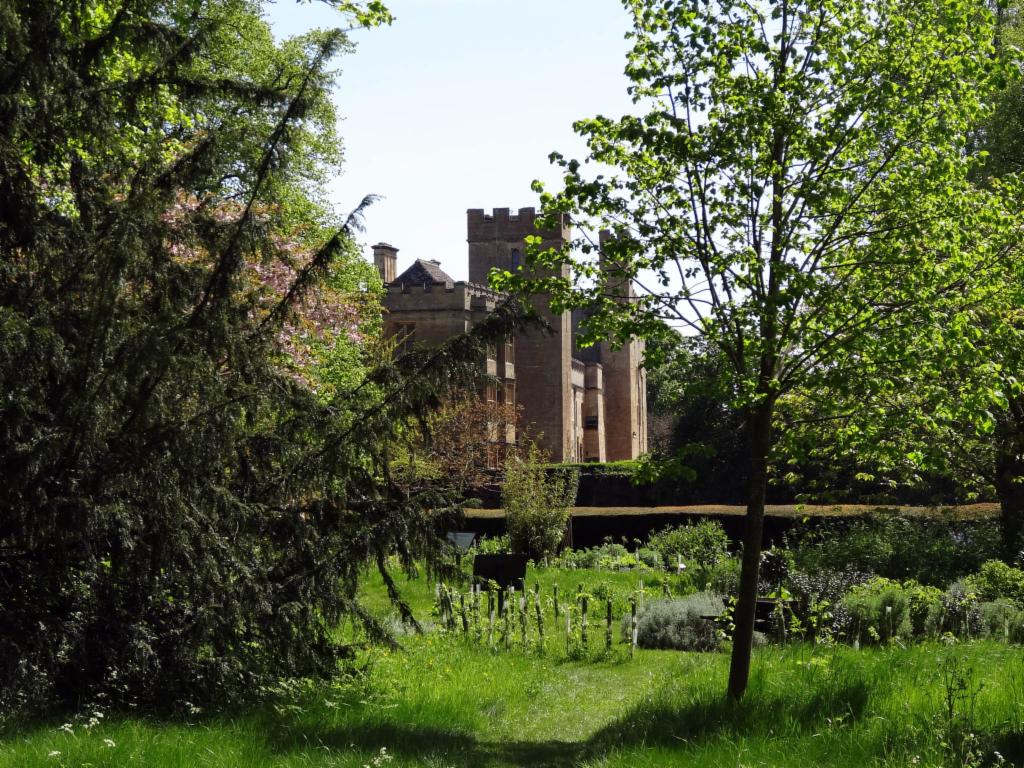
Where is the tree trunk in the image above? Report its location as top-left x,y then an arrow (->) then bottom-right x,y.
995,439 -> 1024,562
727,402 -> 772,701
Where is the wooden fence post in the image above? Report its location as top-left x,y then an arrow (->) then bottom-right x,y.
605,598 -> 613,651
534,584 -> 544,651
581,594 -> 589,652
630,598 -> 638,658
488,589 -> 495,648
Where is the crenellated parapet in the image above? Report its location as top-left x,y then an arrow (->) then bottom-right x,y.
466,207 -> 570,244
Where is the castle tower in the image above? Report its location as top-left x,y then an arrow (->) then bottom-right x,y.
466,207 -> 575,461
372,242 -> 398,284
597,231 -> 648,461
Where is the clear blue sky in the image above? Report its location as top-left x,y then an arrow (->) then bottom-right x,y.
264,0 -> 635,281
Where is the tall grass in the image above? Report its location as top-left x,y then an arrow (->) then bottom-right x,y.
5,641 -> 1024,767
6,567 -> 1024,767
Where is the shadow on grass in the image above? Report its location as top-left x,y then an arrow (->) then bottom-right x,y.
585,676 -> 871,755
990,728 -> 1024,764
259,714 -> 582,768
252,671 -> 871,767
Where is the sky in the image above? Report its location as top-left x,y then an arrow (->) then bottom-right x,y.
263,0 -> 636,281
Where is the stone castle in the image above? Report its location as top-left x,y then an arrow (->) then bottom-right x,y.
372,207 -> 647,463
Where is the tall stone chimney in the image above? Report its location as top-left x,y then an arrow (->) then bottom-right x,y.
372,242 -> 398,284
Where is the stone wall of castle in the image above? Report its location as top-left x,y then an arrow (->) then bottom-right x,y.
376,207 -> 646,464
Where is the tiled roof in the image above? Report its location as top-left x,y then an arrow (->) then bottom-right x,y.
393,259 -> 454,287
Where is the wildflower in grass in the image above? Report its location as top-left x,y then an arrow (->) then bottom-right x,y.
363,746 -> 394,766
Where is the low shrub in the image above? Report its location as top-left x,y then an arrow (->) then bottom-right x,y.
555,540 -> 652,571
625,593 -> 723,651
636,548 -> 662,569
704,557 -> 741,595
937,580 -> 983,638
841,577 -> 912,644
978,599 -> 1024,643
472,534 -> 510,555
789,512 -> 1000,586
833,575 -> 986,644
646,520 -> 730,570
559,548 -> 597,569
966,560 -> 1024,607
902,580 -> 943,638
787,568 -> 872,642
589,542 -> 634,569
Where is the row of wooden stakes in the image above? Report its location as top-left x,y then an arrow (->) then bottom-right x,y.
434,581 -> 641,657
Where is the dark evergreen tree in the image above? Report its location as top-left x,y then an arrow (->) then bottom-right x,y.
0,0 -> 525,712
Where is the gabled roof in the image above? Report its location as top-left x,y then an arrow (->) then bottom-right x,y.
392,258 -> 454,288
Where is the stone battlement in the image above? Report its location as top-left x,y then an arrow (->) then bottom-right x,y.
385,280 -> 504,313
466,207 -> 569,243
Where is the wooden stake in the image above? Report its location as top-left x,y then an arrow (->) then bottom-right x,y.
504,588 -> 511,650
581,594 -> 589,651
630,598 -> 638,658
605,598 -> 613,650
519,593 -> 527,648
488,590 -> 495,647
566,610 -> 571,655
473,588 -> 482,643
535,585 -> 544,650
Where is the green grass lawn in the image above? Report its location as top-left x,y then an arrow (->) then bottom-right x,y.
4,567 -> 1024,767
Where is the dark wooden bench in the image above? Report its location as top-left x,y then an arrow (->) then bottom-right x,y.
472,554 -> 528,614
472,553 -> 528,590
703,597 -> 796,635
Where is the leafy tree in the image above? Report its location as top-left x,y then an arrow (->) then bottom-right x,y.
394,394 -> 520,493
502,442 -> 579,560
496,0 -> 1016,698
0,0 -> 526,712
779,0 -> 1024,556
645,333 -> 748,502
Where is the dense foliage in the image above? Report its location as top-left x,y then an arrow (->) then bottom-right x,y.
643,335 -> 748,500
765,3 -> 1024,560
501,443 -> 579,560
495,0 -> 1018,698
0,0 -> 528,712
788,513 -> 1001,587
646,521 -> 730,570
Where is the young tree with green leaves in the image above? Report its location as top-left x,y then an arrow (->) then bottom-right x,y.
776,0 -> 1024,559
501,442 -> 579,561
495,0 -> 1018,699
